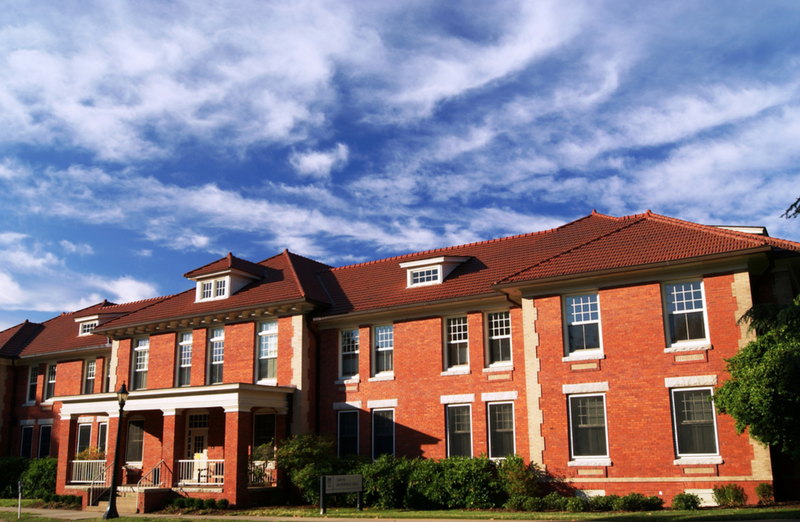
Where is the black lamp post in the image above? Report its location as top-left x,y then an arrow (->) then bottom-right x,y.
103,382 -> 129,520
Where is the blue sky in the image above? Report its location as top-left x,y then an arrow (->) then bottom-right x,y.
2,1 -> 800,330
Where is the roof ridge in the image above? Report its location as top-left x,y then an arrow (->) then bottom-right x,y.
329,213 -> 612,271
182,254 -> 229,278
495,214 -> 648,284
100,294 -> 177,309
283,250 -> 307,298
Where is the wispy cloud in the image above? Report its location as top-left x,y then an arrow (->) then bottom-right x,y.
290,143 -> 349,178
60,240 -> 94,255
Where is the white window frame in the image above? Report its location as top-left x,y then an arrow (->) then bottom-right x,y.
208,327 -> 225,384
26,366 -> 39,404
337,410 -> 359,457
80,321 -> 98,336
662,280 -> 710,349
446,404 -> 472,457
671,386 -> 720,459
487,401 -> 515,459
126,419 -> 145,465
486,311 -> 512,367
195,276 -> 230,302
177,332 -> 193,387
563,292 -> 603,356
568,393 -> 610,462
76,424 -> 92,455
373,324 -> 394,376
83,359 -> 96,395
257,321 -> 278,383
372,408 -> 395,460
132,337 -> 149,390
97,422 -> 108,454
400,256 -> 470,288
339,328 -> 359,379
38,425 -> 52,458
43,364 -> 56,402
444,316 -> 469,370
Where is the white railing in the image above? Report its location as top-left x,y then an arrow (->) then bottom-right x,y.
177,459 -> 225,485
136,460 -> 172,511
248,460 -> 276,485
71,460 -> 107,484
88,462 -> 113,507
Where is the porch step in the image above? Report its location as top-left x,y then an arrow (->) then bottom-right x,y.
86,494 -> 137,514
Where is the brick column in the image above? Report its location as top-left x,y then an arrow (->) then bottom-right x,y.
223,408 -> 251,508
55,414 -> 74,495
161,409 -> 182,487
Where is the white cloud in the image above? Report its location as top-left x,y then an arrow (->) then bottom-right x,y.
60,240 -> 94,255
290,143 -> 350,178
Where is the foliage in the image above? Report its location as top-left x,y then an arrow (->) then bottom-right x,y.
565,497 -> 590,512
0,457 -> 30,498
73,446 -> 106,461
497,454 -> 541,499
782,196 -> 800,219
204,498 -> 217,509
755,482 -> 774,504
671,492 -> 701,510
404,457 -> 444,510
217,498 -> 230,509
162,497 -> 174,508
173,498 -> 186,508
251,441 -> 275,462
360,454 -> 414,509
589,494 -> 618,511
712,483 -> 748,507
435,456 -> 501,509
274,433 -> 337,504
610,493 -> 663,511
541,492 -> 568,511
20,458 -> 57,499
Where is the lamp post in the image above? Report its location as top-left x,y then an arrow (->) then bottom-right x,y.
103,382 -> 129,520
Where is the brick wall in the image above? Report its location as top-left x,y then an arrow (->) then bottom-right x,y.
224,323 -> 255,384
149,332 -> 177,389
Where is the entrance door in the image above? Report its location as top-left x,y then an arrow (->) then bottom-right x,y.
186,414 -> 209,458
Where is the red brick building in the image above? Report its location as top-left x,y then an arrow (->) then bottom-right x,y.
1,211 -> 799,511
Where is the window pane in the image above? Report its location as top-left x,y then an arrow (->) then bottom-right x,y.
490,337 -> 511,364
254,414 -> 276,453
570,396 -> 607,457
77,425 -> 92,454
38,426 -> 52,458
489,403 -> 514,458
20,427 -> 32,458
126,420 -> 145,462
488,312 -> 511,364
342,353 -> 358,377
448,406 -> 471,457
338,411 -> 358,456
373,410 -> 394,458
97,424 -> 107,454
447,317 -> 469,367
674,389 -> 717,455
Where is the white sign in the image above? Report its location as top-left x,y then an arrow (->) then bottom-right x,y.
324,474 -> 362,493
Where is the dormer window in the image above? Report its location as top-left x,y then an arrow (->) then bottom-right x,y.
400,256 -> 470,288
196,277 -> 230,302
79,321 -> 98,336
215,279 -> 227,297
185,253 -> 265,304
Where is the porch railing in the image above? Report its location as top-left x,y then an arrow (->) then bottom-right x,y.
87,462 -> 113,507
176,459 -> 225,485
71,460 -> 107,484
136,460 -> 172,511
248,460 -> 276,485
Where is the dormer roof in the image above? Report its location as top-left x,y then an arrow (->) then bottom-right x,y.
184,252 -> 266,280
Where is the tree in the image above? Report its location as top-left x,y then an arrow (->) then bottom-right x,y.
714,296 -> 800,458
782,196 -> 800,219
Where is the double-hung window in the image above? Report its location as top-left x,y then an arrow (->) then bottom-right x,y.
97,423 -> 108,453
76,424 -> 92,455
340,329 -> 359,379
253,414 -> 276,457
178,332 -> 192,386
126,420 -> 145,463
565,293 -> 602,354
80,321 -> 98,335
209,327 -> 225,384
338,410 -> 359,457
26,366 -> 39,403
374,325 -> 393,374
20,427 -> 33,458
664,281 -> 708,346
132,337 -> 149,390
372,409 -> 394,459
446,316 -> 469,369
487,311 -> 512,366
258,321 -> 278,381
38,425 -> 52,458
83,360 -> 96,395
201,281 -> 213,300
447,405 -> 472,457
44,364 -> 56,401
671,388 -> 718,457
568,395 -> 609,460
488,402 -> 515,458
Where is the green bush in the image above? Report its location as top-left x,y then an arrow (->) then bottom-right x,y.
610,492 -> 663,511
672,492 -> 701,510
755,483 -> 774,504
275,433 -> 338,504
542,491 -> 568,511
217,498 -> 230,509
162,497 -> 174,508
497,454 -> 540,500
566,497 -> 590,512
360,454 -> 414,509
71,495 -> 82,505
203,498 -> 216,509
523,496 -> 546,511
404,458 -> 444,510
437,456 -> 500,509
713,484 -> 747,507
503,495 -> 527,511
0,457 -> 30,498
173,497 -> 186,508
589,494 -> 617,511
20,458 -> 57,499
42,492 -> 53,503
193,497 -> 205,509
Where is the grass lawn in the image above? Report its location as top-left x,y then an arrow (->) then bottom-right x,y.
0,499 -> 37,508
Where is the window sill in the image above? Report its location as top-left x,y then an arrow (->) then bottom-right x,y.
335,376 -> 360,385
482,365 -> 513,373
22,402 -> 35,407
562,352 -> 605,362
568,459 -> 612,467
441,367 -> 470,376
664,343 -> 712,353
368,374 -> 395,382
256,378 -> 278,386
673,457 -> 722,465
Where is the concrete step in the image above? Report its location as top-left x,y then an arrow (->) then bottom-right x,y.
86,498 -> 137,514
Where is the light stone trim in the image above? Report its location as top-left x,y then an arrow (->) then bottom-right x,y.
20,419 -> 35,426
571,362 -> 598,370
685,489 -> 716,507
37,419 -> 54,425
441,367 -> 470,376
291,315 -> 307,434
674,354 -> 705,362
683,467 -> 715,474
664,375 -> 717,388
367,399 -> 397,409
664,344 -> 712,353
562,382 -> 609,394
77,416 -> 95,423
522,298 -> 545,468
481,391 -> 518,402
749,435 -> 773,480
440,394 -> 475,404
576,490 -> 606,498
568,459 -> 611,467
335,377 -> 360,385
577,469 -> 605,476
333,401 -> 362,410
564,475 -> 767,483
368,374 -> 395,382
562,352 -> 605,362
673,457 -> 722,465
482,365 -> 514,373
108,339 -> 119,392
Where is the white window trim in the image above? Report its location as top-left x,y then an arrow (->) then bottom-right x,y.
256,320 -> 278,384
194,276 -> 231,302
444,315 -> 469,371
446,403 -> 473,457
83,359 -> 96,395
487,401 -> 516,460
207,327 -> 225,385
38,425 -> 52,458
76,424 -> 92,454
43,364 -> 57,402
485,310 -> 513,367
662,279 -> 711,349
670,386 -> 721,459
372,408 -> 395,460
337,410 -> 359,457
563,292 -> 603,357
26,366 -> 39,405
372,324 -> 394,377
567,393 -> 610,463
97,422 -> 108,453
339,328 -> 360,380
132,337 -> 149,390
399,256 -> 470,288
176,331 -> 193,387
79,321 -> 99,336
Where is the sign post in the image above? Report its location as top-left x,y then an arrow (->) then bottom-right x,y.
319,474 -> 363,515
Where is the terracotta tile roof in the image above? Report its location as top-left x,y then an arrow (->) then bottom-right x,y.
497,211 -> 800,285
0,321 -> 43,357
99,250 -> 333,330
17,297 -> 170,357
316,212 -> 627,316
183,252 -> 266,279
